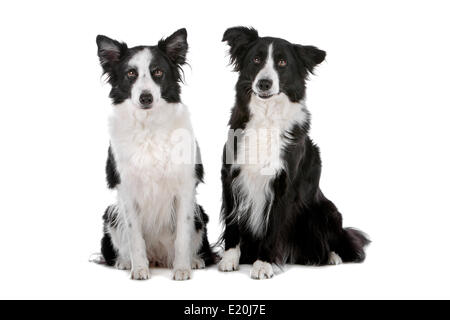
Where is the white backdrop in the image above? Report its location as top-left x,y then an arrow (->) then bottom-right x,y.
0,0 -> 449,299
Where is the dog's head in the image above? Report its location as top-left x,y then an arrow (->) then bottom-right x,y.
223,26 -> 326,102
96,28 -> 188,110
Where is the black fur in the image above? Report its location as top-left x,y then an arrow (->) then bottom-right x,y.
195,205 -> 217,266
220,27 -> 370,266
106,146 -> 120,189
195,143 -> 205,186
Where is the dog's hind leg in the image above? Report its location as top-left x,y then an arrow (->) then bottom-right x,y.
100,205 -> 118,266
328,251 -> 343,265
101,204 -> 133,270
296,193 -> 370,265
193,205 -> 217,268
314,194 -> 370,264
335,227 -> 371,263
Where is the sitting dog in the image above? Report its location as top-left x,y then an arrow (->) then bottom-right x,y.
95,28 -> 214,280
219,27 -> 370,279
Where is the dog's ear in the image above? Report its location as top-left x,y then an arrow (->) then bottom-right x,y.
222,26 -> 259,71
96,35 -> 127,71
294,44 -> 326,74
158,28 -> 188,65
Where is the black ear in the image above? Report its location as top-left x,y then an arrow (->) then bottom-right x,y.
222,26 -> 259,71
96,35 -> 127,71
158,28 -> 188,65
294,45 -> 326,74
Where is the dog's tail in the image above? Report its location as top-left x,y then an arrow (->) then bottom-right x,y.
337,227 -> 371,263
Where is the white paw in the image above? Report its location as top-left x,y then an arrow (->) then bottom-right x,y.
89,253 -> 105,264
328,252 -> 343,265
115,259 -> 132,270
130,266 -> 151,280
218,246 -> 240,272
250,260 -> 274,280
191,257 -> 206,270
172,269 -> 192,281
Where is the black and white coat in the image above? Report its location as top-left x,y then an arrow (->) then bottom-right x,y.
219,27 -> 370,279
95,29 -> 214,281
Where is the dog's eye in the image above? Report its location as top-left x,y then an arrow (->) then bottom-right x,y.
253,57 -> 261,64
153,69 -> 163,78
278,59 -> 287,67
127,70 -> 138,79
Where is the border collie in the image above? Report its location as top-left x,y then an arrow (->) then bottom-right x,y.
219,27 -> 370,279
94,29 -> 214,280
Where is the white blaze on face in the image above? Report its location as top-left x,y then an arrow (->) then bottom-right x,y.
252,44 -> 280,97
128,48 -> 161,107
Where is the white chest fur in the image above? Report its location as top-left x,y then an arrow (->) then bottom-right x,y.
109,101 -> 196,232
231,94 -> 307,236
109,101 -> 195,181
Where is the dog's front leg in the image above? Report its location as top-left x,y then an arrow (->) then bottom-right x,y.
118,191 -> 150,280
218,224 -> 241,272
218,163 -> 241,272
172,188 -> 195,281
250,247 -> 275,280
250,174 -> 289,280
250,208 -> 282,280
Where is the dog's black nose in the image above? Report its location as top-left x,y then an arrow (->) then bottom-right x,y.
139,92 -> 153,107
257,79 -> 273,91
